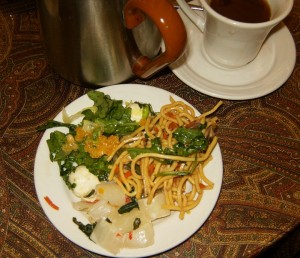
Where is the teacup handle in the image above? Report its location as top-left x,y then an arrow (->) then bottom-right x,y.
176,0 -> 205,32
124,0 -> 187,78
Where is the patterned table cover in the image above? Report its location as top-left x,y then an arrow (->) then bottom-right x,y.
0,0 -> 299,257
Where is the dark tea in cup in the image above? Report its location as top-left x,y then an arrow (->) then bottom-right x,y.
209,0 -> 271,23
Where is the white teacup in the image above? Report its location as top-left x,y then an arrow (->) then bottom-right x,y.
177,0 -> 294,68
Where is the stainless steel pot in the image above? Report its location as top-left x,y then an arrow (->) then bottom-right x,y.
37,0 -> 187,86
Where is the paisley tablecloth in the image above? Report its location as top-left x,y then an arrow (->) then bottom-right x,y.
0,0 -> 299,257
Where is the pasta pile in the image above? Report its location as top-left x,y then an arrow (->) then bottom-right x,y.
108,97 -> 222,219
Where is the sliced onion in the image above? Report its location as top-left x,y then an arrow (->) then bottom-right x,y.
87,199 -> 118,222
123,220 -> 154,249
138,192 -> 170,221
90,218 -> 124,255
72,200 -> 95,211
108,208 -> 144,233
62,107 -> 84,124
95,182 -> 127,207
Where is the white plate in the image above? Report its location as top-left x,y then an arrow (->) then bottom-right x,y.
34,84 -> 223,257
170,8 -> 296,100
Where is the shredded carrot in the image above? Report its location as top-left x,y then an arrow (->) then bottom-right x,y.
44,196 -> 59,210
199,183 -> 206,189
85,200 -> 99,204
125,195 -> 131,203
98,187 -> 104,194
115,165 -> 120,174
124,171 -> 132,178
162,130 -> 168,140
153,126 -> 159,133
168,122 -> 178,131
139,118 -> 146,126
149,164 -> 155,175
166,111 -> 176,119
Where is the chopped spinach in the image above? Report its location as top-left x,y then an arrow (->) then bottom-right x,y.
127,137 -> 162,158
37,120 -> 76,133
134,101 -> 156,118
127,126 -> 209,158
167,126 -> 208,156
118,200 -> 139,214
82,91 -> 140,136
46,131 -> 68,162
72,217 -> 96,238
133,218 -> 141,230
37,90 -> 151,188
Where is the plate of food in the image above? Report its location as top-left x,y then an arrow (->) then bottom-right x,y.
34,84 -> 223,257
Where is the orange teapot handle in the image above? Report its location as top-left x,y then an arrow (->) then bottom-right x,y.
124,0 -> 187,78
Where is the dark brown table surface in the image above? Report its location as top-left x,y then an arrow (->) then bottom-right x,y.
0,0 -> 299,257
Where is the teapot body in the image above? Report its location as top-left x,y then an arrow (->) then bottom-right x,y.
38,0 -> 163,86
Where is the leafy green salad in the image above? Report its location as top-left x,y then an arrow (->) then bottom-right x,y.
37,90 -> 209,191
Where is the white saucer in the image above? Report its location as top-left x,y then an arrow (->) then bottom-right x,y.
170,10 -> 296,100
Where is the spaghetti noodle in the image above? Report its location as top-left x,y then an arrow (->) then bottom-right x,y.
108,97 -> 222,219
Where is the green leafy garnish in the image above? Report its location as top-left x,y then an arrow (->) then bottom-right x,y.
82,91 -> 140,136
133,218 -> 141,230
72,217 -> 96,238
46,131 -> 68,162
37,120 -> 76,133
118,200 -> 139,214
165,127 -> 208,156
127,137 -> 162,158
